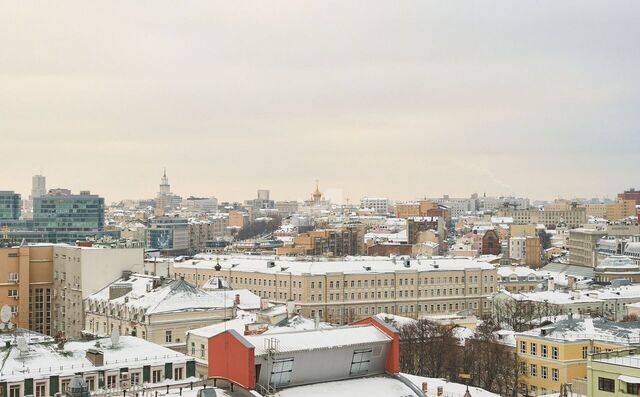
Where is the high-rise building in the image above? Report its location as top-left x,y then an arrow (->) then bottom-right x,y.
33,190 -> 105,243
0,191 -> 21,220
257,189 -> 270,201
156,169 -> 182,213
31,174 -> 46,200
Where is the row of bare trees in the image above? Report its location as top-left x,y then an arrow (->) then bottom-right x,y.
398,318 -> 519,397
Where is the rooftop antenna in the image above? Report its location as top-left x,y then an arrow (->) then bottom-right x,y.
0,305 -> 14,332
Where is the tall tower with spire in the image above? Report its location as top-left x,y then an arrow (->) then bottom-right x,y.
159,168 -> 170,195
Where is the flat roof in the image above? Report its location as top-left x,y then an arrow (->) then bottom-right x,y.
173,254 -> 495,276
246,324 -> 391,356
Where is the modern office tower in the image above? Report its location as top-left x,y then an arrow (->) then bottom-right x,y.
32,190 -> 105,243
0,191 -> 21,220
146,216 -> 190,255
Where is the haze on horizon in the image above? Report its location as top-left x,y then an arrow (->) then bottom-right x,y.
1,1 -> 639,204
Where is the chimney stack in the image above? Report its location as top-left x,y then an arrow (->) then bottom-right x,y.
234,294 -> 240,306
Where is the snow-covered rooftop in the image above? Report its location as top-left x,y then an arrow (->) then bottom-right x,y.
276,376 -> 420,397
246,325 -> 391,356
0,336 -> 191,382
518,318 -> 640,344
86,274 -> 239,315
174,254 -> 494,276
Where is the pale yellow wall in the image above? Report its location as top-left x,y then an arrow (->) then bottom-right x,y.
173,264 -> 497,324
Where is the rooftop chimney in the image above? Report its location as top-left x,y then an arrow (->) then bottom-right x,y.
86,348 -> 104,366
234,294 -> 240,306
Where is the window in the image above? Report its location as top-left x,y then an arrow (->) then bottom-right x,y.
152,369 -> 163,383
626,382 -> 640,395
35,382 -> 46,397
107,375 -> 118,389
9,385 -> 20,397
270,358 -> 294,386
541,344 -> 548,358
598,377 -> 614,392
174,367 -> 184,380
84,377 -> 96,392
350,348 -> 372,376
552,346 -> 559,360
165,330 -> 172,343
531,343 -> 537,356
530,364 -> 537,377
131,373 -> 141,386
200,344 -> 205,358
552,368 -> 559,382
541,366 -> 548,379
520,341 -> 526,354
191,342 -> 195,355
582,346 -> 588,359
519,362 -> 527,375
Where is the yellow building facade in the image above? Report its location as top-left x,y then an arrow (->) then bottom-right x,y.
516,318 -> 640,396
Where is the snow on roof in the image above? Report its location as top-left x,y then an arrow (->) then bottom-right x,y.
175,255 -> 494,276
277,375 -> 420,397
246,325 -> 391,356
401,373 -> 501,397
584,284 -> 640,301
187,311 -> 257,338
498,290 -> 601,305
87,274 -> 237,315
0,336 -> 190,382
497,266 -> 544,278
519,318 -> 640,344
187,311 -> 333,339
597,255 -> 639,270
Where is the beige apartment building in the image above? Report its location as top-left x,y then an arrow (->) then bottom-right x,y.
568,228 -> 607,267
172,255 -> 498,324
585,203 -> 608,219
498,207 -> 587,228
52,245 -> 144,338
0,245 -> 53,335
606,199 -> 637,221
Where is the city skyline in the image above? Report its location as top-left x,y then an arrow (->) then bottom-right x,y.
2,1 -> 639,202
2,169 -> 634,205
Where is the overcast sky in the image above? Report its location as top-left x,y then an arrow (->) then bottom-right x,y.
1,1 -> 639,203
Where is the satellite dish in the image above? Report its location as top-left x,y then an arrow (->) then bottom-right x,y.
0,305 -> 12,323
16,336 -> 28,353
110,328 -> 120,347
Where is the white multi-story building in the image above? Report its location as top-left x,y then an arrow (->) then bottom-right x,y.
509,236 -> 527,261
433,196 -> 477,218
360,197 -> 391,215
